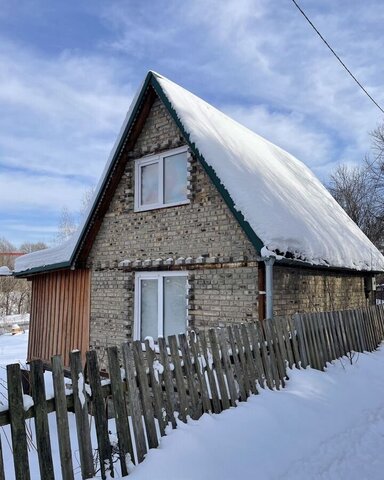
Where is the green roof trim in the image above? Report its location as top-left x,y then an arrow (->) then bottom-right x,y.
14,261 -> 71,277
150,75 -> 265,255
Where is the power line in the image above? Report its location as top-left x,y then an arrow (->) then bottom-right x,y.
291,0 -> 384,115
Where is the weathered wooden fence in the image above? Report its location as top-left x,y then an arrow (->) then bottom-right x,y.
1,305 -> 384,479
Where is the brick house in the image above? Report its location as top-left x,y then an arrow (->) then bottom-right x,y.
14,71 -> 384,366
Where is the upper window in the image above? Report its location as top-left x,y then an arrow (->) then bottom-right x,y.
134,146 -> 189,211
134,271 -> 188,341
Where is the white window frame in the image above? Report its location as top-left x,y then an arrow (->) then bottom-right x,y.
134,271 -> 188,341
134,146 -> 189,212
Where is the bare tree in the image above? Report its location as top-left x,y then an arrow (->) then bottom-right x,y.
0,239 -> 47,317
56,206 -> 77,244
55,186 -> 95,245
19,241 -> 47,254
328,164 -> 383,246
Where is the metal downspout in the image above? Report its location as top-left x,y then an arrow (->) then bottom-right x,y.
263,256 -> 275,319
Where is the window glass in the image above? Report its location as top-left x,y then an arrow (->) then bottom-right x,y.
140,279 -> 158,339
141,163 -> 158,205
164,152 -> 187,204
163,276 -> 187,337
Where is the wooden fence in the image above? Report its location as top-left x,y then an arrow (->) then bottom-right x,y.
1,305 -> 384,479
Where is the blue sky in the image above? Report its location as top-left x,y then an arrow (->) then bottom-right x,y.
1,0 -> 384,247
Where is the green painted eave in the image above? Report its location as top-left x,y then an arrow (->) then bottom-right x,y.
14,261 -> 71,278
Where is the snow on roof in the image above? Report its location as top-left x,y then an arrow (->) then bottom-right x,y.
0,266 -> 12,276
154,72 -> 384,271
15,71 -> 384,274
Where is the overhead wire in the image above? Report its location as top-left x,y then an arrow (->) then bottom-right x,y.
291,0 -> 384,115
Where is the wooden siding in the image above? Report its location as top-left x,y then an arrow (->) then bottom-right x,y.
28,269 -> 90,367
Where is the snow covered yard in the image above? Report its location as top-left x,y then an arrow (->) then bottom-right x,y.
130,351 -> 384,480
1,333 -> 384,479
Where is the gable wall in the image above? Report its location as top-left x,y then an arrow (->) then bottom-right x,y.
86,94 -> 373,358
87,96 -> 259,353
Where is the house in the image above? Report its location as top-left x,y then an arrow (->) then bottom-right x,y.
14,71 -> 384,366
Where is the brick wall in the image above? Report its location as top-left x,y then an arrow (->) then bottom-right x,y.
273,265 -> 371,317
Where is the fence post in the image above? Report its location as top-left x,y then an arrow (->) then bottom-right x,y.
208,329 -> 231,409
86,350 -> 114,480
6,363 -> 31,480
69,350 -> 95,479
132,341 -> 159,449
157,337 -> 177,428
107,346 -> 133,476
30,359 -> 55,480
52,355 -> 75,480
121,342 -> 147,463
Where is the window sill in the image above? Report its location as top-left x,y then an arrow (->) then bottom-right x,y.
134,199 -> 190,213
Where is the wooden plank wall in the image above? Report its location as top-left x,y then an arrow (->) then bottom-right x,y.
28,269 -> 90,367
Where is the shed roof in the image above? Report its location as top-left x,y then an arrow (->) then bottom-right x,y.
15,71 -> 384,274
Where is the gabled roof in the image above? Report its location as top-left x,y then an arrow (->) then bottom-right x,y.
15,71 -> 384,275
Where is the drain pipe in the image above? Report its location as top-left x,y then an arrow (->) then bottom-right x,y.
263,256 -> 275,320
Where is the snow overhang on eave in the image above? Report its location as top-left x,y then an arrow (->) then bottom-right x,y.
274,256 -> 383,274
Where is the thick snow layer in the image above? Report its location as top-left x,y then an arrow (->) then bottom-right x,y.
129,349 -> 384,480
155,72 -> 384,271
0,266 -> 12,276
15,71 -> 384,273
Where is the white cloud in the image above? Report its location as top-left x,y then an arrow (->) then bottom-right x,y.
1,0 -> 384,244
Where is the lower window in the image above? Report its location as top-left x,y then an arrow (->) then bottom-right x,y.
134,271 -> 188,341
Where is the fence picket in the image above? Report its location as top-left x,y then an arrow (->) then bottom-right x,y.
69,350 -> 95,479
86,350 -> 113,480
168,335 -> 190,421
157,337 -> 177,428
7,364 -> 31,480
208,329 -> 231,410
324,311 -> 337,360
144,339 -> 167,435
287,316 -> 301,368
314,313 -> 327,368
189,333 -> 212,413
232,325 -> 252,396
247,324 -> 266,388
255,322 -> 274,389
199,331 -> 221,414
121,342 -> 147,463
217,328 -> 238,406
227,326 -> 248,401
52,355 -> 74,480
132,341 -> 159,449
302,314 -> 316,368
178,334 -> 201,419
30,360 -> 55,480
293,314 -> 308,368
106,346 -> 133,477
280,318 -> 294,368
263,321 -> 282,388
240,324 -> 259,393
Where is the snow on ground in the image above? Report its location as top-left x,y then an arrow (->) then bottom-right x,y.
2,332 -> 384,479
